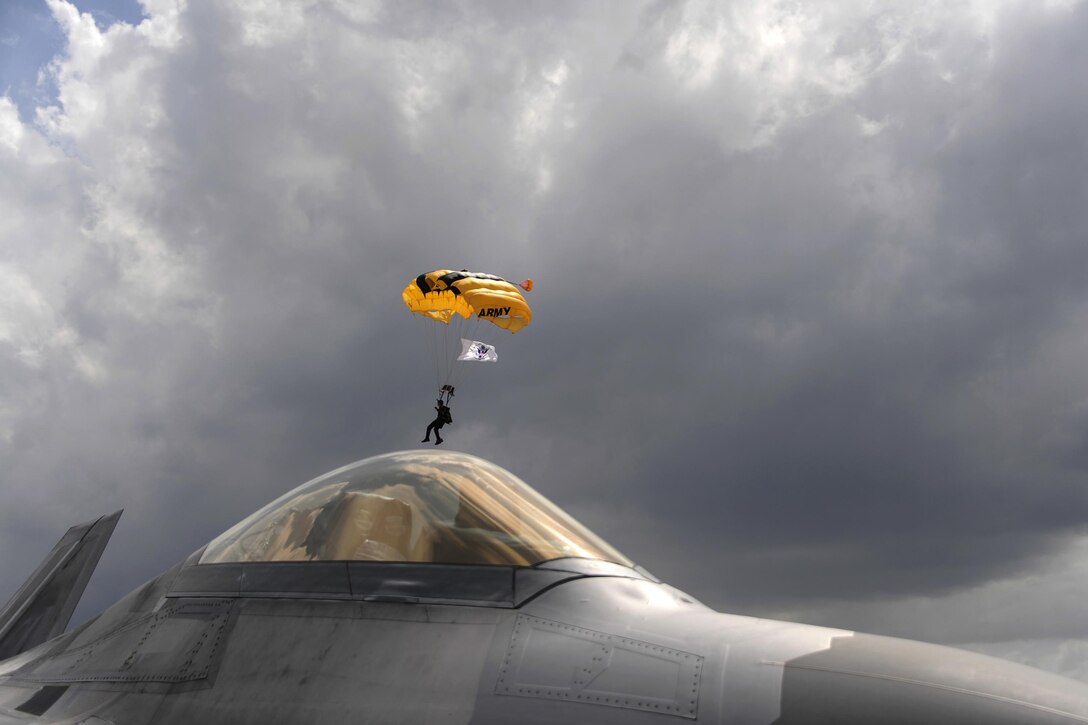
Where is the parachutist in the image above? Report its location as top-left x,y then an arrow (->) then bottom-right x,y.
421,400 -> 452,445
402,269 -> 532,420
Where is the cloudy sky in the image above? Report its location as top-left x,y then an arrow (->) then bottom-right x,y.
3,0 -> 1088,678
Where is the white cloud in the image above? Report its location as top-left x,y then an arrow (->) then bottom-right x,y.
33,0 -> 216,327
0,98 -> 25,151
664,6 -> 727,90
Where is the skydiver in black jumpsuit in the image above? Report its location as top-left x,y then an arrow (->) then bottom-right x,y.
422,400 -> 452,445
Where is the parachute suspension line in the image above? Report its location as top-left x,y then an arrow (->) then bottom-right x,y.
438,316 -> 458,406
447,317 -> 467,392
430,313 -> 456,401
439,317 -> 451,390
448,314 -> 483,392
443,315 -> 455,385
426,315 -> 437,387
424,314 -> 443,395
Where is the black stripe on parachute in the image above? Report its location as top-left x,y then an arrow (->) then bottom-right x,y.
436,271 -> 466,295
436,270 -> 506,295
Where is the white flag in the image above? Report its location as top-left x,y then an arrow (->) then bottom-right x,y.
458,338 -> 498,362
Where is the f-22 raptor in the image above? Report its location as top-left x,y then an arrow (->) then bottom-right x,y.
2,450 -> 1088,724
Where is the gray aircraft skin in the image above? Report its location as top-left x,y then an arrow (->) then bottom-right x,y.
2,450 -> 1088,724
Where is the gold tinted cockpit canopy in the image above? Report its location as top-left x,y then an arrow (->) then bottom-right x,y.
200,450 -> 631,567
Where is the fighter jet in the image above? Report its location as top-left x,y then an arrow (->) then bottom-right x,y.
2,449 -> 1088,724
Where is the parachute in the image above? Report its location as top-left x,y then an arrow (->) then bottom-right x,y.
402,269 -> 533,402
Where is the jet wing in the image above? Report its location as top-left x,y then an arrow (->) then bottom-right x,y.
0,511 -> 121,660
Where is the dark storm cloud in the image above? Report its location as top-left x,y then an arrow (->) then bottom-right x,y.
483,0 -> 1088,624
528,2 -> 1088,612
3,0 -> 1088,673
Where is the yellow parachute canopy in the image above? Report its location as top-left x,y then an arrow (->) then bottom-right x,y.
402,270 -> 533,333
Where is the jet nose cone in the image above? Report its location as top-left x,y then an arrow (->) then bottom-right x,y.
775,633 -> 1088,724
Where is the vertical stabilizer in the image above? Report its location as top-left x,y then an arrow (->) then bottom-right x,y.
0,511 -> 122,660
